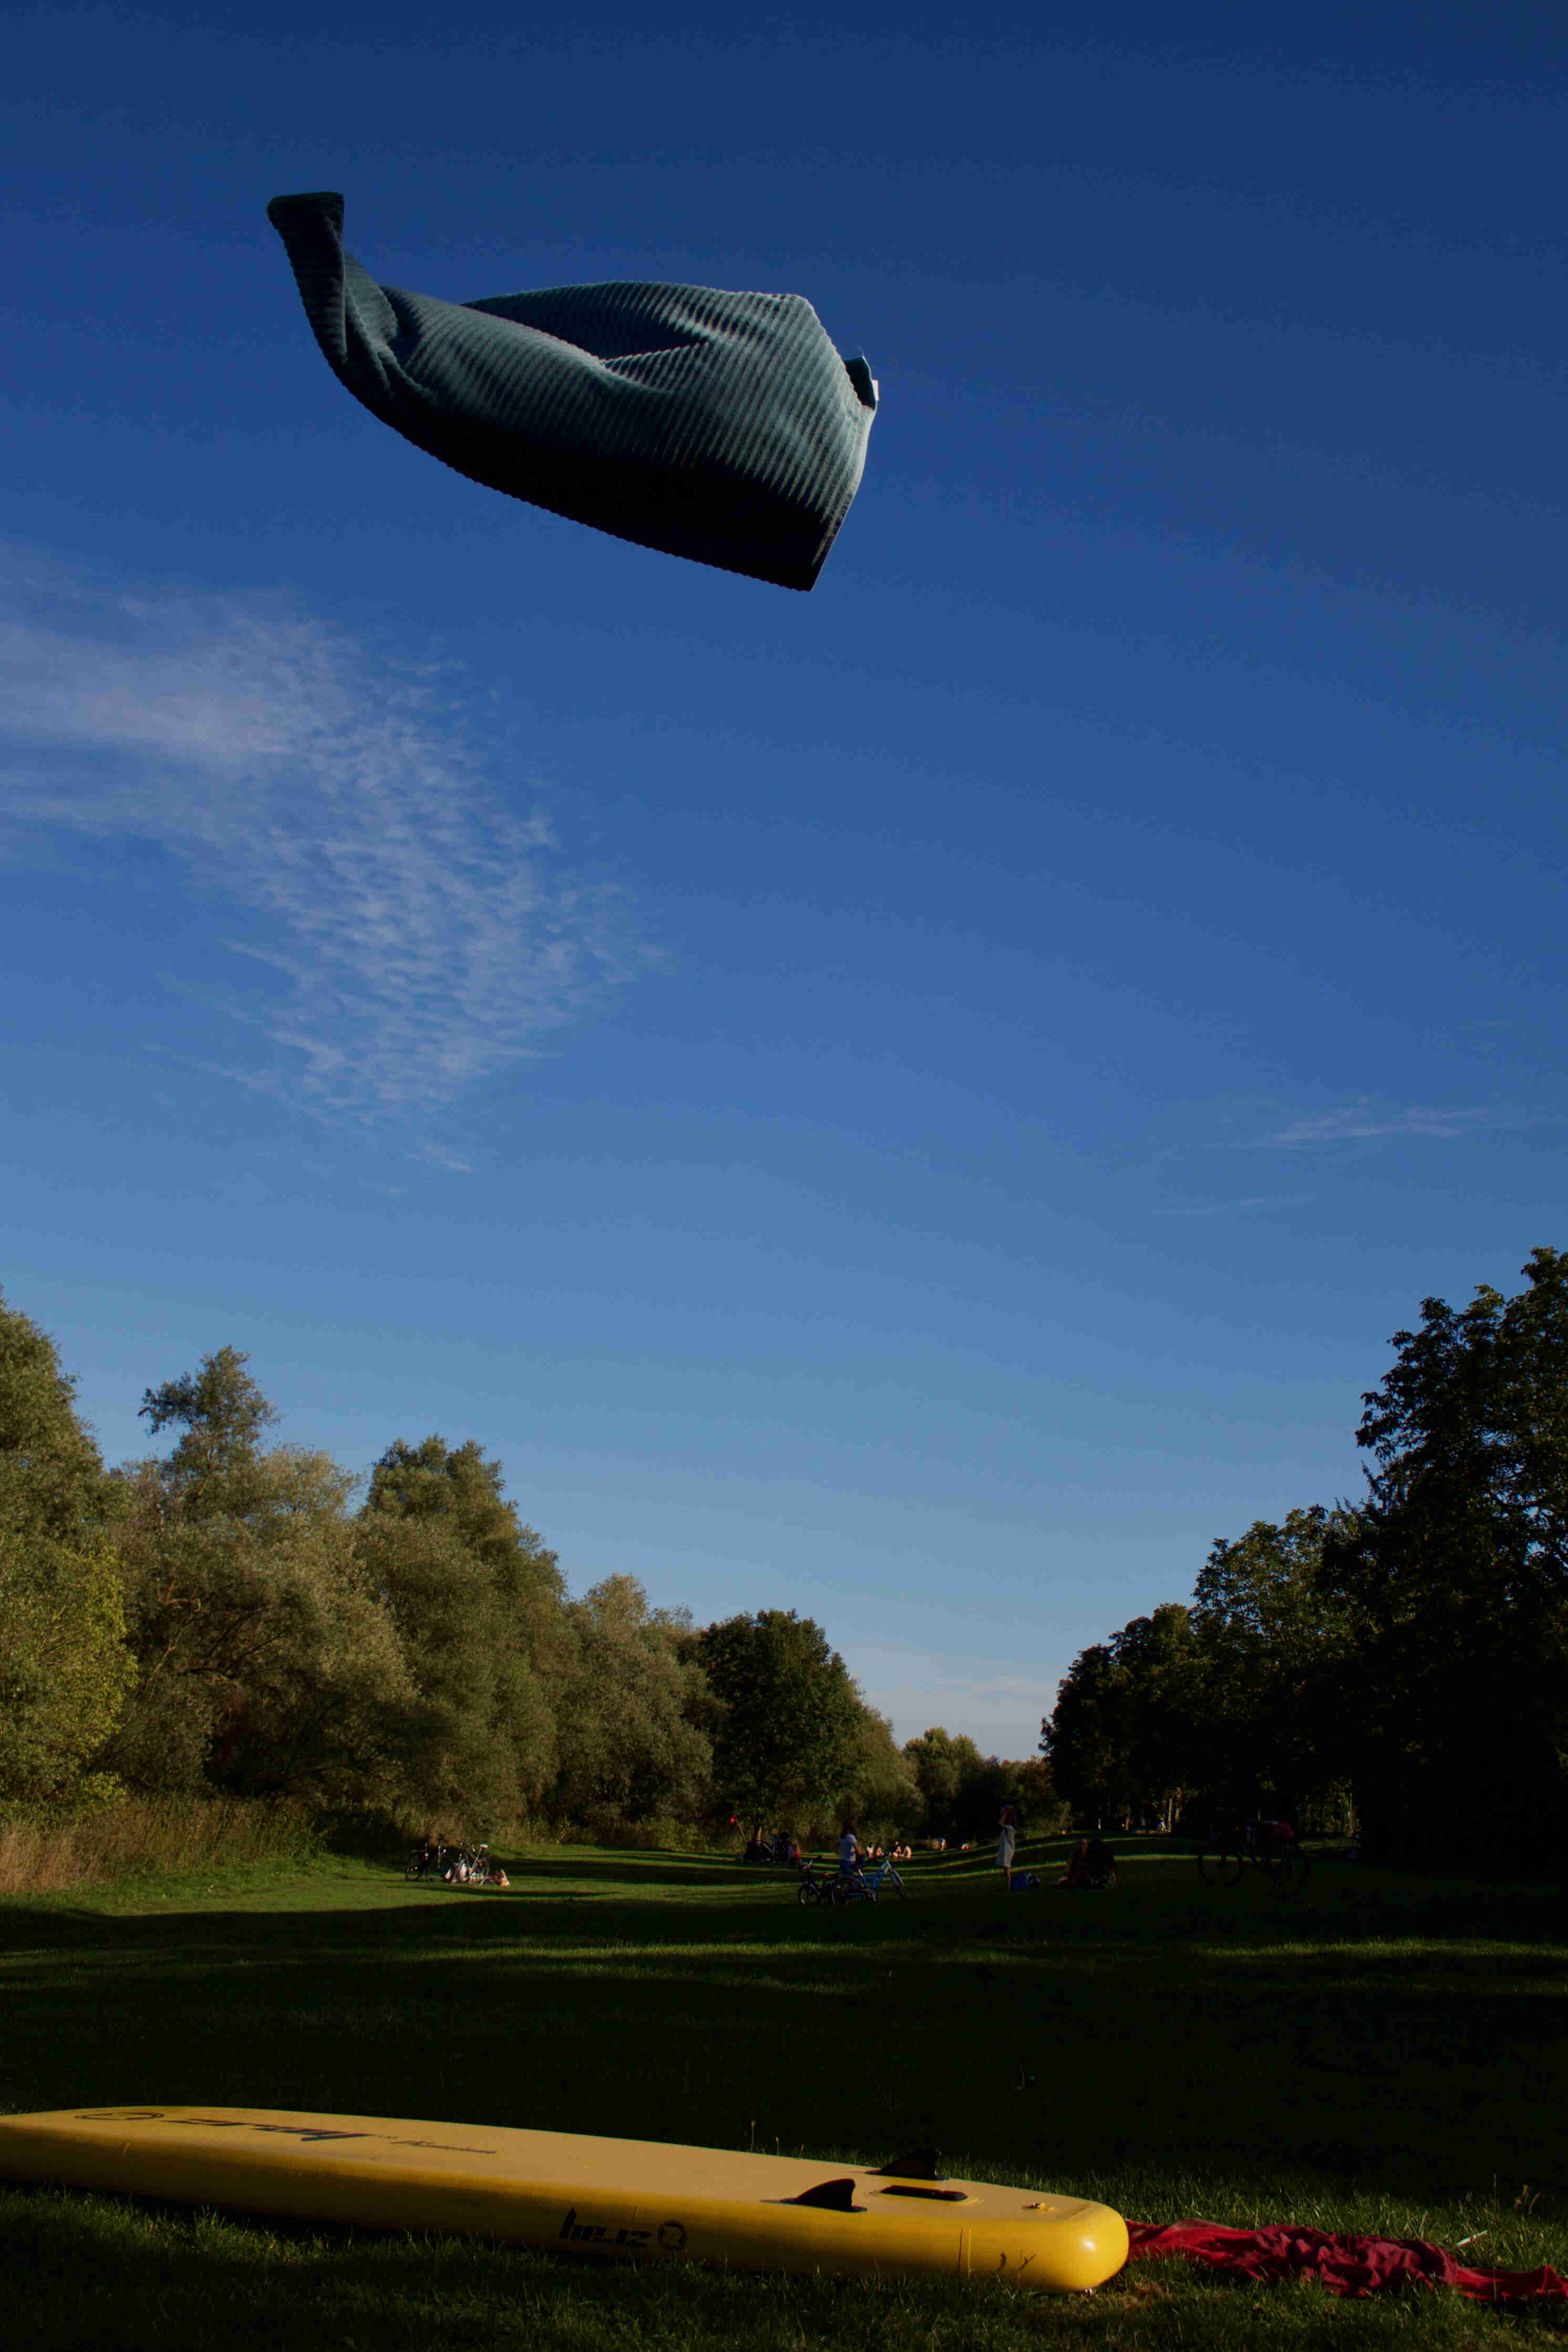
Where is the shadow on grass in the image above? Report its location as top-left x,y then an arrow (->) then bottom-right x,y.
5,1853 -> 1566,2352
3,1866 -> 1566,2222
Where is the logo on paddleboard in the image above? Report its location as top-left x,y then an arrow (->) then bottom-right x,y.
558,2206 -> 652,2250
555,2208 -> 687,2254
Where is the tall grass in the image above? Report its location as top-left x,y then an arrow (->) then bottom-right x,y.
0,1794 -> 321,1894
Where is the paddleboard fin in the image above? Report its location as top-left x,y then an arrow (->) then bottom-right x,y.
787,2176 -> 863,2212
873,2147 -> 944,2180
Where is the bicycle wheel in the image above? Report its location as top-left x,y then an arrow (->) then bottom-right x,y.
1198,1845 -> 1242,1887
796,1880 -> 820,1906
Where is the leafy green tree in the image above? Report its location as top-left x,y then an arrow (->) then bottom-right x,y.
902,1725 -> 985,1839
0,1288 -> 108,1538
549,1576 -> 711,1835
1039,1647 -> 1125,1825
107,1352 -> 408,1799
900,1731 -> 1071,1844
828,1707 -> 920,1845
1010,1753 -> 1072,1836
1324,1247 -> 1568,1858
1191,1507 -> 1358,1813
0,1289 -> 136,1799
1110,1605 -> 1205,1822
697,1610 -> 863,1842
357,1437 -> 566,1825
139,1347 -> 278,1502
1043,1605 -> 1204,1828
363,1439 -> 565,1623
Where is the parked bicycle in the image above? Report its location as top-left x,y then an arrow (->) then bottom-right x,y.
796,1857 -> 871,1906
796,1853 -> 902,1907
405,1838 -> 506,1887
858,1852 -> 907,1900
1198,1818 -> 1309,1891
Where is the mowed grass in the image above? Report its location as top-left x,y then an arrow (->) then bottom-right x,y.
3,1837 -> 1566,2349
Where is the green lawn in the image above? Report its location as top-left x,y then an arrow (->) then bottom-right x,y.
4,1836 -> 1565,2348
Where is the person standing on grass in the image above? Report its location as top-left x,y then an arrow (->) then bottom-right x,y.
997,1801 -> 1019,1891
838,1820 -> 863,1878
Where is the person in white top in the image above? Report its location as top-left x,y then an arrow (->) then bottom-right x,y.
997,1802 -> 1019,1891
838,1821 -> 863,1877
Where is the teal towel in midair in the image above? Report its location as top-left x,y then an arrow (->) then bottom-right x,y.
267,192 -> 878,590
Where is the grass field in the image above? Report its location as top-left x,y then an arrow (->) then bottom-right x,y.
4,1835 -> 1566,2348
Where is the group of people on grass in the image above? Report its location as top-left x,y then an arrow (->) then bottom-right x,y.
835,1826 -> 913,1873
997,1803 -> 1118,1892
759,1810 -> 1113,1889
837,1807 -> 1117,1892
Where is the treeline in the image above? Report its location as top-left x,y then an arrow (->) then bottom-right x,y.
1043,1249 -> 1568,1866
0,1293 -> 1059,1849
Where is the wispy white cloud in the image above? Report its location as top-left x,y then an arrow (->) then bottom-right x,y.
0,548 -> 648,1130
1267,1099 -> 1497,1144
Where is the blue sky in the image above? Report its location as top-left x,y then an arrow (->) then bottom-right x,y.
4,6 -> 1565,1755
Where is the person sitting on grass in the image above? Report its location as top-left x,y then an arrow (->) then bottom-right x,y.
1084,1837 -> 1118,1888
1058,1838 -> 1094,1889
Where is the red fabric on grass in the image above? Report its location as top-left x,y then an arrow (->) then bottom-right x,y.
1126,2220 -> 1568,2304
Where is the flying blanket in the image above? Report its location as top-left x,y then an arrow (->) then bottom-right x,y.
267,192 -> 878,590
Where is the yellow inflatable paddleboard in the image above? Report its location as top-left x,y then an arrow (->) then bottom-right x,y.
0,2107 -> 1127,2294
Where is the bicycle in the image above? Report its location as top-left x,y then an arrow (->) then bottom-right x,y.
796,1858 -> 874,1906
826,1866 -> 875,1906
1198,1818 -> 1309,1892
405,1839 -> 450,1882
858,1853 -> 907,1900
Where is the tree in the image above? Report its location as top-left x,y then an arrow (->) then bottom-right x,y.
1191,1507 -> 1358,1814
549,1577 -> 711,1835
831,1707 -> 920,1844
0,1528 -> 133,1801
363,1439 -> 564,1611
0,1288 -> 108,1539
1323,1248 -> 1568,1859
357,1437 -> 567,1825
1010,1754 -> 1072,1836
139,1347 -> 278,1501
1040,1647 -> 1126,1827
1043,1606 -> 1204,1828
901,1728 -> 1069,1843
0,1289 -> 136,1799
697,1610 -> 863,1840
106,1351 -> 409,1799
902,1726 -> 985,1840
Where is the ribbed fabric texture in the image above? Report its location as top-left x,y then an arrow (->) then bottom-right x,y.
267,192 -> 878,591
